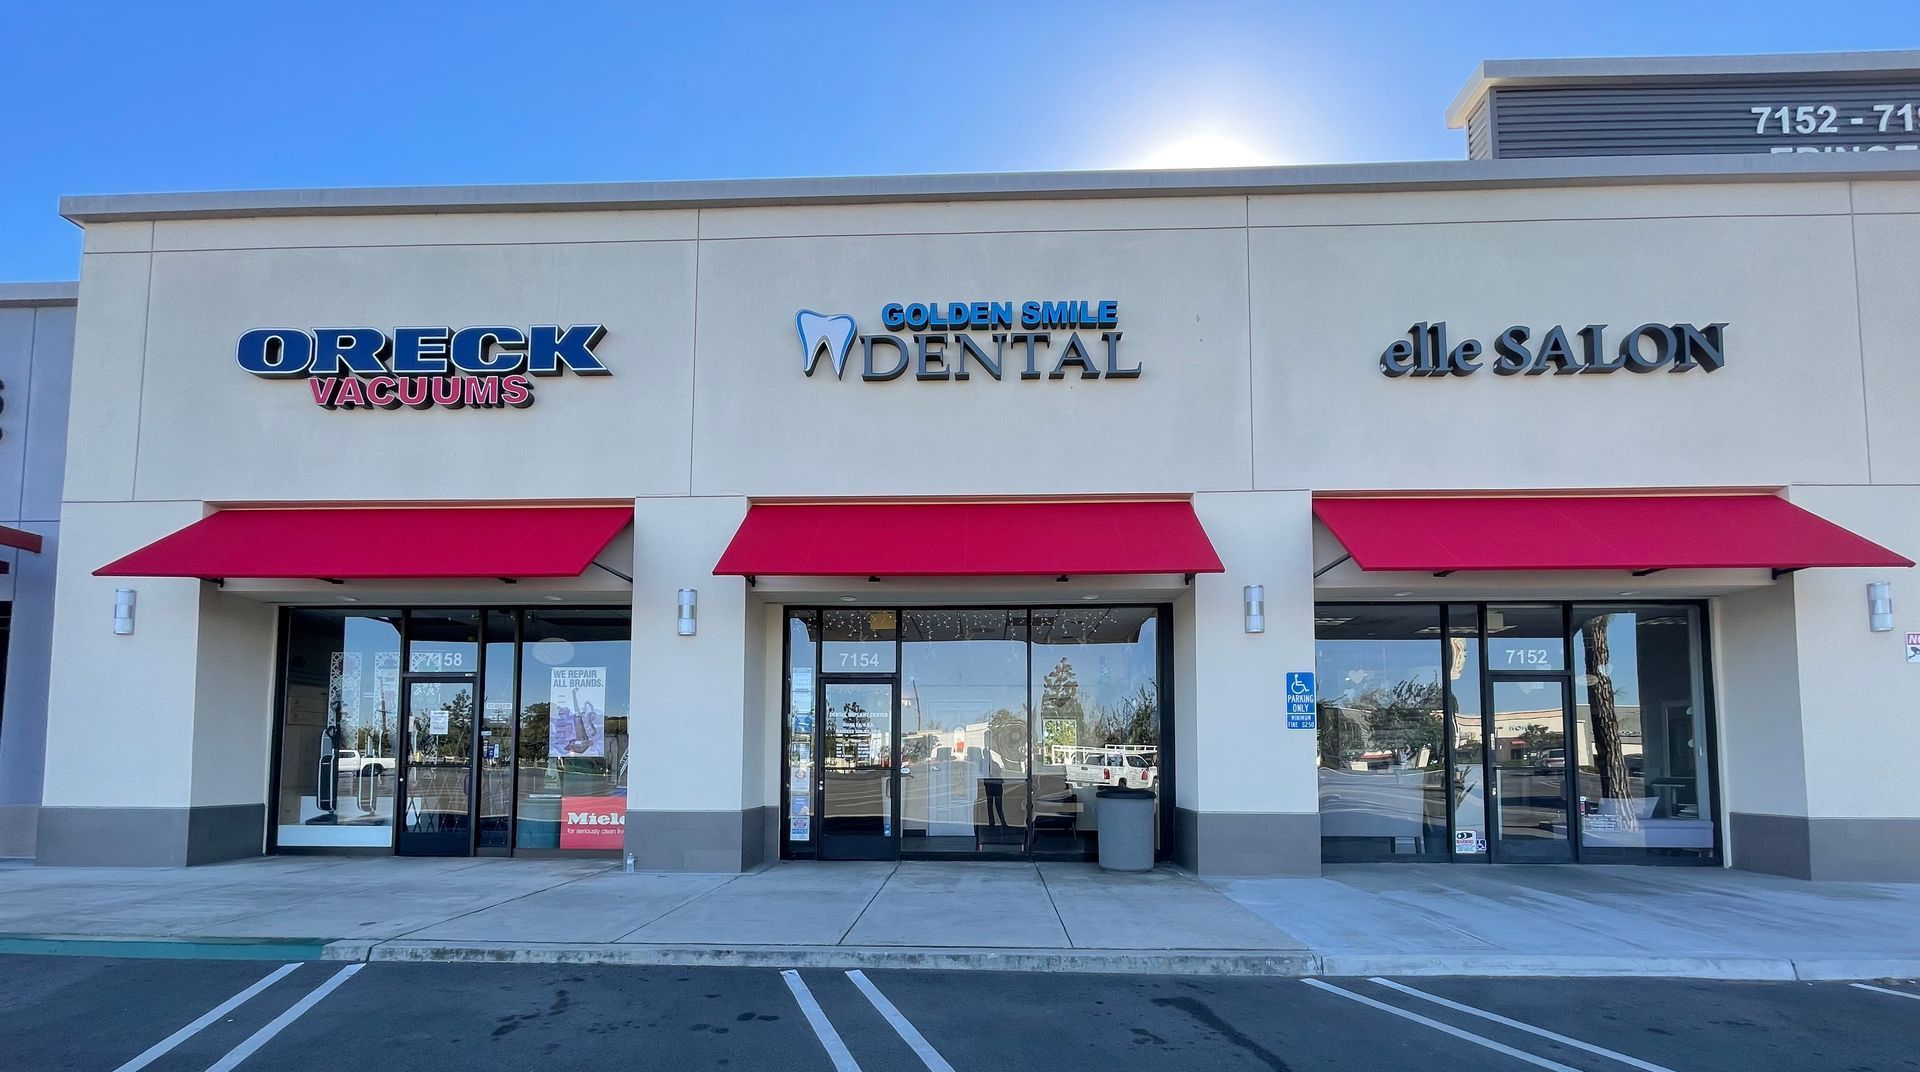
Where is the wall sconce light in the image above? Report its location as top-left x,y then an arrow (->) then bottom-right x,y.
1868,581 -> 1893,633
677,588 -> 697,636
113,588 -> 136,635
1244,584 -> 1265,634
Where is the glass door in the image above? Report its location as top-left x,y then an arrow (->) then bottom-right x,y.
1488,678 -> 1575,862
817,679 -> 899,861
398,678 -> 477,856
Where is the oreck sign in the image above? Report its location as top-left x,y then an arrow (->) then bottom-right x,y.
797,299 -> 1140,382
236,324 -> 609,409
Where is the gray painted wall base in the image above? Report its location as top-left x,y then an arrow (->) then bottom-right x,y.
1731,812 -> 1920,881
0,804 -> 36,858
36,804 -> 264,866
1174,808 -> 1321,876
628,807 -> 774,872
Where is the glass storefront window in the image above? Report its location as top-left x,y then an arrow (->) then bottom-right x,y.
1572,606 -> 1715,857
408,609 -> 479,674
900,609 -> 1030,855
515,610 -> 631,854
1446,605 -> 1487,859
1029,607 -> 1161,857
786,611 -> 819,847
477,611 -> 517,851
1317,601 -> 1718,865
1315,605 -> 1448,860
274,607 -> 631,856
1486,605 -> 1565,671
823,608 -> 897,673
275,609 -> 403,848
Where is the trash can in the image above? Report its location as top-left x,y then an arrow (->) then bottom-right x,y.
1095,787 -> 1156,872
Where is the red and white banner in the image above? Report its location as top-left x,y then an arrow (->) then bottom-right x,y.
559,795 -> 626,850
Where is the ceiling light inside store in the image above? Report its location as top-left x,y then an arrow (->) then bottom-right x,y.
338,596 -> 358,602
839,596 -> 857,602
543,595 -> 564,601
1081,594 -> 1100,600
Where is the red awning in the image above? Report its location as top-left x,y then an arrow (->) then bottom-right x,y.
95,506 -> 632,580
0,525 -> 42,554
1313,494 -> 1913,573
714,501 -> 1224,577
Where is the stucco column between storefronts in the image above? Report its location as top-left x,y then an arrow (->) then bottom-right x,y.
624,496 -> 771,871
1174,490 -> 1320,876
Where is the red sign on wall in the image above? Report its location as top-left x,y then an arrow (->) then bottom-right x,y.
559,795 -> 626,850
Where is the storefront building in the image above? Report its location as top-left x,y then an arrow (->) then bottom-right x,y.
0,283 -> 74,859
29,53 -> 1920,879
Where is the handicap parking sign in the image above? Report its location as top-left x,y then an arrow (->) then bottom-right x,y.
1285,671 -> 1316,727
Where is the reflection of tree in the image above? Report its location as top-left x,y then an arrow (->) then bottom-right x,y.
1318,679 -> 1443,770
1516,722 -> 1564,758
1038,658 -> 1084,724
517,702 -> 551,765
1092,685 -> 1158,747
1363,680 -> 1444,767
1581,615 -> 1637,825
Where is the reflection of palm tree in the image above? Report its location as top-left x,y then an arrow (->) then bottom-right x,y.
1581,616 -> 1636,826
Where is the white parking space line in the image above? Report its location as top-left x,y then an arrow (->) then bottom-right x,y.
846,970 -> 957,1072
1851,982 -> 1920,1002
109,963 -> 302,1072
201,963 -> 365,1072
781,969 -> 863,1072
1369,978 -> 1681,1072
1303,979 -> 1585,1072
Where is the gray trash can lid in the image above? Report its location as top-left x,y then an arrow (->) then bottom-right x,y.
1096,787 -> 1156,799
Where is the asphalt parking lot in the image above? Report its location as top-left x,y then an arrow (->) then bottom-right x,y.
2,955 -> 1916,1072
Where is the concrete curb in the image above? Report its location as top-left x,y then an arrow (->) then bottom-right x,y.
338,940 -> 1324,977
1317,953 -> 1802,980
323,941 -> 1920,980
1789,958 -> 1920,981
0,932 -> 334,961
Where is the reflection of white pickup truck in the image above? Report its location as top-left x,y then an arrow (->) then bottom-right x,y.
1060,747 -> 1158,789
333,750 -> 392,777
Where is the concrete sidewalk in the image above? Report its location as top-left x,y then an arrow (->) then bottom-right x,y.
0,857 -> 1914,978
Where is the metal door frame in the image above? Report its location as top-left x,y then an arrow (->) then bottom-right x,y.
815,674 -> 901,861
1482,603 -> 1578,864
395,672 -> 481,857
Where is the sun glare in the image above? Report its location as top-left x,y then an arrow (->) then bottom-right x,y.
1135,132 -> 1280,170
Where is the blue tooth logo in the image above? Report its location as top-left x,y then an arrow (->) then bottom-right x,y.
796,310 -> 858,378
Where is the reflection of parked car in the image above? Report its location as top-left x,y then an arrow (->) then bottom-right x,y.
334,750 -> 392,778
1062,747 -> 1157,789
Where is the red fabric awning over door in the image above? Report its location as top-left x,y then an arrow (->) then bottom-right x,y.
94,506 -> 633,580
713,500 -> 1224,577
1312,494 -> 1913,573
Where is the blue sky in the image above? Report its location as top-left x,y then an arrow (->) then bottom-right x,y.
6,1 -> 1914,281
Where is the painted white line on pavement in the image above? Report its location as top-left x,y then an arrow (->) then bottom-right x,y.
1302,979 -> 1585,1072
781,969 -> 863,1072
1851,982 -> 1920,1002
846,970 -> 956,1072
1370,977 -> 1681,1072
201,963 -> 365,1072
110,963 -> 302,1072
